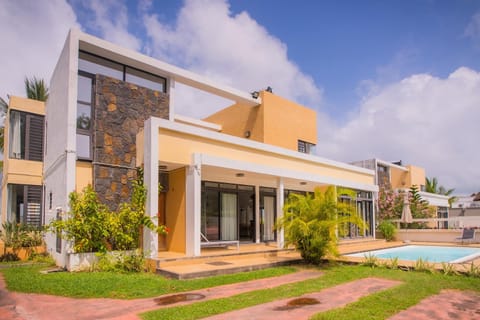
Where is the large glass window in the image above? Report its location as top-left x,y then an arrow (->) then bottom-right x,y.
9,111 -> 44,161
76,73 -> 94,160
76,51 -> 167,160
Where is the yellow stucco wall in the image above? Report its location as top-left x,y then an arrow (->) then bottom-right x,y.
165,168 -> 186,253
390,167 -> 406,189
390,165 -> 426,189
261,91 -> 317,150
1,96 -> 45,224
406,165 -> 426,189
158,129 -> 373,186
203,103 -> 265,143
75,161 -> 93,192
3,159 -> 43,185
203,91 -> 316,152
8,96 -> 46,115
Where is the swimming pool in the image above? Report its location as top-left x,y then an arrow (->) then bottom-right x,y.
346,245 -> 480,263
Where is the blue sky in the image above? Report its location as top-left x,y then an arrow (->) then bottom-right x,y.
1,0 -> 480,194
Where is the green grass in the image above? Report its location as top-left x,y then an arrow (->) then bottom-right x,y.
0,265 -> 296,299
141,264 -> 480,320
3,262 -> 480,320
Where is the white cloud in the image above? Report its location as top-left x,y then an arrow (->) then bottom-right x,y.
142,0 -> 322,118
73,0 -> 141,51
0,0 -> 79,100
317,67 -> 480,194
465,12 -> 480,48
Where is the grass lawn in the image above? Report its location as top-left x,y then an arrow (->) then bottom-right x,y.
2,263 -> 480,319
0,264 -> 296,299
141,263 -> 480,320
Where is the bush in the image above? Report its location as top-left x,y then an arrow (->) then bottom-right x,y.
95,250 -> 145,273
277,186 -> 366,264
0,252 -> 20,262
49,168 -> 168,254
377,221 -> 396,241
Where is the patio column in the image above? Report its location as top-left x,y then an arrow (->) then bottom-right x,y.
186,153 -> 202,256
143,118 -> 159,258
276,178 -> 285,248
255,185 -> 260,243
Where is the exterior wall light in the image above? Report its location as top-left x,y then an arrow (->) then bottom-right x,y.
244,130 -> 251,138
236,173 -> 245,177
251,91 -> 259,99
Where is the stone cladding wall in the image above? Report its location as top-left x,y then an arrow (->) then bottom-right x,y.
93,75 -> 169,210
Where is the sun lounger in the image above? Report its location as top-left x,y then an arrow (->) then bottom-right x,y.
455,228 -> 476,244
200,233 -> 240,250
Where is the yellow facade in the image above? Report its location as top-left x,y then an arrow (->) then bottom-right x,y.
158,128 -> 373,186
1,96 -> 45,224
390,165 -> 426,189
165,168 -> 187,253
75,161 -> 93,192
203,91 -> 317,152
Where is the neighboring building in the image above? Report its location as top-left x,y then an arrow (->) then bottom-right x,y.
1,96 -> 45,228
451,193 -> 480,209
351,159 -> 450,228
2,29 -> 379,267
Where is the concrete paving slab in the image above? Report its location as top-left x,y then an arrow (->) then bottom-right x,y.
388,289 -> 480,320
203,277 -> 402,320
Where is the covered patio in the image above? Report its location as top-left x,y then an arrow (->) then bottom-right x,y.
139,116 -> 378,260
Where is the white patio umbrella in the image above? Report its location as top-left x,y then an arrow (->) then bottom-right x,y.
400,192 -> 413,224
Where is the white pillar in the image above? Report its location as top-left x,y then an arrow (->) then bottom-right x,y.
255,185 -> 260,243
276,178 -> 285,248
168,79 -> 175,121
372,191 -> 377,239
143,118 -> 159,258
186,154 -> 201,256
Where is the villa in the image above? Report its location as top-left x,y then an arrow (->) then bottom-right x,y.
2,29 -> 458,270
1,29 -> 380,268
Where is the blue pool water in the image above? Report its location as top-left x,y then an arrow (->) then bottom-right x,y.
346,245 -> 480,263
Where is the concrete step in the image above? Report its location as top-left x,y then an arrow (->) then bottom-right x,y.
156,250 -> 302,280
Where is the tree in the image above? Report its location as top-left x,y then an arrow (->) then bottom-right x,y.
276,186 -> 366,264
425,177 -> 456,207
24,77 -> 49,101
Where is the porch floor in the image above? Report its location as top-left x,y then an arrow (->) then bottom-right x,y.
154,243 -> 302,279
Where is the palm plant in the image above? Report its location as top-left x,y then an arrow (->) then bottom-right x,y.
277,186 -> 366,264
425,177 -> 456,206
24,77 -> 49,101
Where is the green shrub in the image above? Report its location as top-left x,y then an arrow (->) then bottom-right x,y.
49,168 -> 167,254
362,253 -> 379,268
0,252 -> 20,262
95,250 -> 145,273
277,186 -> 366,264
377,221 -> 396,241
414,258 -> 435,273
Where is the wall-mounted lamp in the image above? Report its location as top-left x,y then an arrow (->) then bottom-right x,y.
251,91 -> 259,99
236,173 -> 245,177
300,181 -> 307,185
244,130 -> 251,138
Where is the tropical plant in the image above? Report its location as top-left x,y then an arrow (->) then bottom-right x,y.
377,220 -> 397,241
408,185 -> 436,228
24,76 -> 49,101
49,168 -> 168,253
362,253 -> 379,268
425,177 -> 456,207
277,186 -> 366,264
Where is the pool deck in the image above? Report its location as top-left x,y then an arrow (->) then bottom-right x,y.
337,240 -> 480,272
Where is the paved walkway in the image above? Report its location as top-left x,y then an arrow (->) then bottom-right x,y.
389,289 -> 480,320
0,270 -> 322,320
203,277 -> 401,320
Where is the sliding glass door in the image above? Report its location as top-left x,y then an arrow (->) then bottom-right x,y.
220,193 -> 237,241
